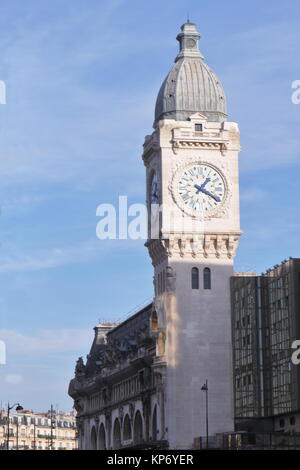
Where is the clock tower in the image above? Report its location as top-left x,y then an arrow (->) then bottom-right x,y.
142,22 -> 241,449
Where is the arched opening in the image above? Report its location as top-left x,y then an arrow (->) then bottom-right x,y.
90,426 -> 97,450
151,311 -> 158,331
113,418 -> 122,449
123,414 -> 132,443
152,405 -> 158,441
98,423 -> 106,450
192,267 -> 199,289
133,410 -> 143,445
203,267 -> 211,290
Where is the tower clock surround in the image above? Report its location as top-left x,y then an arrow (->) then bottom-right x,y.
171,161 -> 228,219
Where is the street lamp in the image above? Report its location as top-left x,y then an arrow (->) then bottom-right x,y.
49,405 -> 56,450
6,403 -> 23,450
201,380 -> 208,449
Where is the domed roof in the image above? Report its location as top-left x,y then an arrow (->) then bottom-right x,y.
154,22 -> 227,124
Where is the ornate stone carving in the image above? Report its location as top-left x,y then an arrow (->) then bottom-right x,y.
102,387 -> 111,404
148,234 -> 240,263
77,417 -> 84,437
93,322 -> 155,377
142,131 -> 159,164
165,266 -> 176,292
179,239 -> 186,257
157,330 -> 166,356
216,235 -> 223,259
204,236 -> 211,258
119,406 -> 124,424
228,236 -> 236,259
105,410 -> 111,429
129,403 -> 135,421
75,357 -> 86,378
146,239 -> 168,266
74,399 -> 84,413
171,126 -> 230,156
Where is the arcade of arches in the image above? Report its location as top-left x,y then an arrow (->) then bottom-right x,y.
88,407 -> 160,450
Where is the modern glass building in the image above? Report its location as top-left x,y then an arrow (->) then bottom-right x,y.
231,258 -> 300,433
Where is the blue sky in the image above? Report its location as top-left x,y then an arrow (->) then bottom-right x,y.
0,0 -> 299,411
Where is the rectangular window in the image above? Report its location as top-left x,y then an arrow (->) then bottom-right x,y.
195,123 -> 203,132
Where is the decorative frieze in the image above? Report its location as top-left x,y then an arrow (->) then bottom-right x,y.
172,128 -> 230,155
147,233 -> 241,265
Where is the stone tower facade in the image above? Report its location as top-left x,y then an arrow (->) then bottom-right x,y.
143,22 -> 241,449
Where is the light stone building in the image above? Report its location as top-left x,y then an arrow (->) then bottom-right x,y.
0,409 -> 77,450
69,21 -> 241,450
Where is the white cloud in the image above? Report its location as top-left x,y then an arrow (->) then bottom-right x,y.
0,239 -> 100,273
0,237 -> 136,273
0,0 -> 158,192
240,188 -> 268,203
221,21 -> 300,173
0,328 -> 93,356
5,374 -> 22,385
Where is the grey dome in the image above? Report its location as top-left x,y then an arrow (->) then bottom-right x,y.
155,22 -> 227,124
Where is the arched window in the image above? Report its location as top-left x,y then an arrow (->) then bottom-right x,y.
151,311 -> 158,331
98,423 -> 106,450
152,405 -> 158,441
133,411 -> 143,445
123,415 -> 132,442
113,418 -> 122,449
203,268 -> 211,290
90,426 -> 97,450
191,268 -> 199,289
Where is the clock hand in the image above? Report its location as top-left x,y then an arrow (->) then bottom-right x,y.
201,177 -> 211,188
201,188 -> 221,202
194,184 -> 203,194
194,185 -> 221,202
194,178 -> 210,193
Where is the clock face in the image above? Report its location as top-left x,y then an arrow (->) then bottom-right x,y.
151,172 -> 158,205
150,172 -> 159,235
177,163 -> 226,215
186,38 -> 196,48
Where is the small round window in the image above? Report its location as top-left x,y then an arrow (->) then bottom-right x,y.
186,39 -> 196,48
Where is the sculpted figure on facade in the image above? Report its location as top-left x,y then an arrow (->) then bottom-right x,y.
75,357 -> 86,378
74,398 -> 84,413
166,266 -> 176,292
129,402 -> 135,421
157,330 -> 166,356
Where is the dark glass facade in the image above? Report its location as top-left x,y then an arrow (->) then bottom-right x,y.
231,259 -> 300,430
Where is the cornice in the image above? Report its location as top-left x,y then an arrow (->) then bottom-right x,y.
142,132 -> 160,165
172,128 -> 230,155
